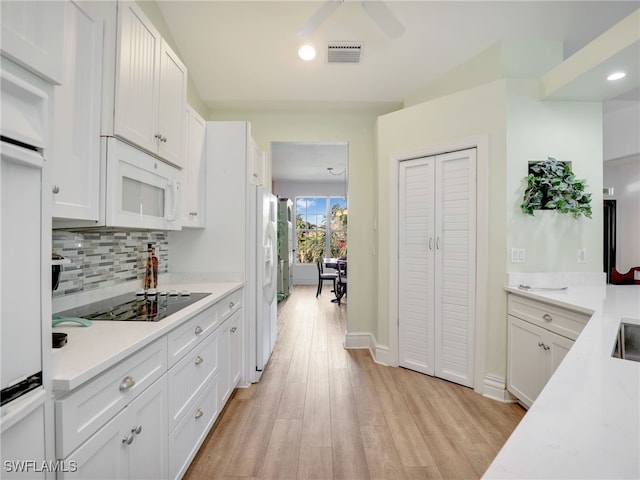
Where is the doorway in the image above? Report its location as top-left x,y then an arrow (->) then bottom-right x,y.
270,142 -> 348,287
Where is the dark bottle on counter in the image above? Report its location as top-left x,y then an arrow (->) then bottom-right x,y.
144,243 -> 158,289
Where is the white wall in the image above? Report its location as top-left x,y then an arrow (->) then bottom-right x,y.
603,101 -> 640,162
272,180 -> 347,285
604,157 -> 640,272
506,81 -> 604,273
603,100 -> 640,273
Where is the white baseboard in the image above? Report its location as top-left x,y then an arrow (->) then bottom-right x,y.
344,332 -> 391,366
483,374 -> 518,403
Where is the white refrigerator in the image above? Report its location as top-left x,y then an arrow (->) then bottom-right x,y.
249,186 -> 278,382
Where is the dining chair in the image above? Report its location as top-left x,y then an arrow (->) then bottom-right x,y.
316,258 -> 338,297
336,260 -> 347,305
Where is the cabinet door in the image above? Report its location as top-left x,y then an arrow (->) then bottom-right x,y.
507,316 -> 547,408
52,0 -> 104,221
248,139 -> 265,185
182,106 -> 206,227
60,376 -> 167,480
59,410 -> 129,480
1,403 -> 46,480
157,40 -> 187,167
128,376 -> 168,480
114,1 -> 160,154
229,310 -> 242,389
0,1 -> 64,84
217,321 -> 231,406
546,331 -> 573,379
398,156 -> 436,375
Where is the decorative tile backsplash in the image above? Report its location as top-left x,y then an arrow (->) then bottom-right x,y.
52,231 -> 169,298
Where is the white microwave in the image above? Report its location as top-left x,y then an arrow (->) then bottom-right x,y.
106,137 -> 182,231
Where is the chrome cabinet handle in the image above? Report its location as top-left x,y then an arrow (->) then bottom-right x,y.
132,425 -> 142,435
436,237 -> 440,250
428,237 -> 433,251
122,434 -> 134,445
195,326 -> 203,335
229,301 -> 235,309
194,355 -> 203,365
538,341 -> 550,351
195,409 -> 203,419
230,327 -> 237,333
538,341 -> 544,347
52,185 -> 60,194
154,133 -> 162,140
189,211 -> 198,216
119,376 -> 135,391
542,314 -> 553,322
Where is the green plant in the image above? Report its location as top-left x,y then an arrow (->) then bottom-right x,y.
520,157 -> 592,219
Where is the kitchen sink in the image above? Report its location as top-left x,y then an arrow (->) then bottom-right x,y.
612,320 -> 640,363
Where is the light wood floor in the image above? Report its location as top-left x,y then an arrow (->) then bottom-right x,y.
184,285 -> 525,480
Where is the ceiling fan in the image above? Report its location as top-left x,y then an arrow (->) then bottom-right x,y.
297,0 -> 405,39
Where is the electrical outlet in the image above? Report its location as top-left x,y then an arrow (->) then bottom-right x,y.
511,248 -> 525,263
577,248 -> 587,264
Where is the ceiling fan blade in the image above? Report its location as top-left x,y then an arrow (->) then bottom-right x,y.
297,0 -> 343,39
361,0 -> 405,38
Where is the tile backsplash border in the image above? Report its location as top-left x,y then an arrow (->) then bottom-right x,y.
52,231 -> 169,298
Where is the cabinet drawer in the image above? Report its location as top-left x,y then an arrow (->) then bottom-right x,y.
167,303 -> 219,367
168,377 -> 219,480
55,337 -> 167,459
167,328 -> 220,431
220,290 -> 242,320
508,294 -> 590,340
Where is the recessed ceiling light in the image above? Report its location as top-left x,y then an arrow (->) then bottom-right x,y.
298,44 -> 316,61
607,72 -> 626,81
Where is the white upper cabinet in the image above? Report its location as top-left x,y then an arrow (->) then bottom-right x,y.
114,1 -> 187,168
157,43 -> 188,166
182,106 -> 206,228
248,138 -> 265,186
52,0 -> 110,221
1,1 -> 65,84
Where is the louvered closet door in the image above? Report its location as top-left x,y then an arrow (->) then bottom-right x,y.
434,149 -> 476,387
398,149 -> 476,388
398,157 -> 436,375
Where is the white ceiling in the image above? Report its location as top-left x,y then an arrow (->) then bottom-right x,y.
156,1 -> 640,181
271,141 -> 348,183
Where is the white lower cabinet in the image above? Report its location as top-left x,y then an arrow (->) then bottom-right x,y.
507,293 -> 589,408
168,376 -> 219,480
167,291 -> 242,479
54,287 -> 244,480
168,323 -> 220,431
219,310 -> 242,407
59,375 -> 168,480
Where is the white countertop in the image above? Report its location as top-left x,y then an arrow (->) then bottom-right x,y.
484,284 -> 640,479
51,281 -> 243,392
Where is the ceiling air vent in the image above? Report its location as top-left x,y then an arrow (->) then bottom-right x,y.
327,41 -> 363,63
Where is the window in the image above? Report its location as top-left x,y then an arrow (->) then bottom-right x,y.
295,196 -> 347,263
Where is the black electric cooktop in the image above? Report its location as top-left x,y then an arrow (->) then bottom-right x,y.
55,291 -> 211,322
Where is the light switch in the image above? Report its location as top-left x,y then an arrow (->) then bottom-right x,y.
511,248 -> 525,263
